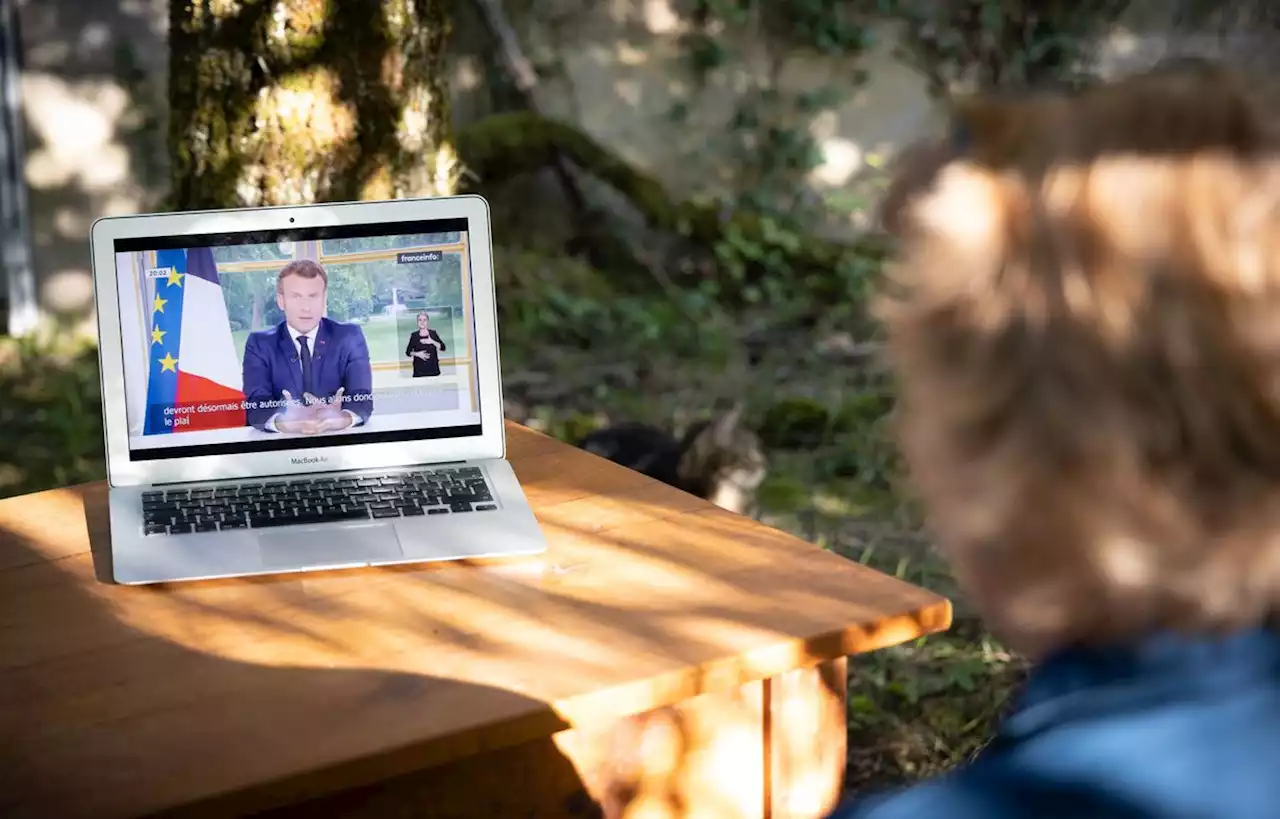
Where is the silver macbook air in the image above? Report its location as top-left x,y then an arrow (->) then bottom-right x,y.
90,194 -> 548,585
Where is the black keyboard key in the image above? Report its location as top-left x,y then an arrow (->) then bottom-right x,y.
169,523 -> 195,534
248,514 -> 292,528
401,506 -> 425,516
194,521 -> 219,532
372,507 -> 401,519
427,508 -> 449,515
335,505 -> 370,518
144,524 -> 167,535
475,504 -> 497,511
458,467 -> 482,478
449,502 -> 473,513
221,518 -> 248,530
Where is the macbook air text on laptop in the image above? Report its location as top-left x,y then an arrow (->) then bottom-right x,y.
90,194 -> 548,585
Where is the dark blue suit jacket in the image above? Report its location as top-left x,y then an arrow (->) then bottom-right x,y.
830,627 -> 1280,819
242,318 -> 374,431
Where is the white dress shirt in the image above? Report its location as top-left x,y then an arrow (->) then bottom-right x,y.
266,323 -> 362,432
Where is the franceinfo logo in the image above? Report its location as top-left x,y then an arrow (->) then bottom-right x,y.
290,455 -> 327,466
396,250 -> 443,264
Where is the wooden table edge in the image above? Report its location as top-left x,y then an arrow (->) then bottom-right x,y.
150,595 -> 952,818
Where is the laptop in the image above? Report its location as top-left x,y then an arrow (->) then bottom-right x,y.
90,194 -> 548,585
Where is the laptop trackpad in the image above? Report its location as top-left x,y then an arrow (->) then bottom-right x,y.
259,524 -> 404,570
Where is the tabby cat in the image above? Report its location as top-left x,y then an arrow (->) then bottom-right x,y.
576,404 -> 767,515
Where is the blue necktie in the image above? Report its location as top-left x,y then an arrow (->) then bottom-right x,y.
298,335 -> 313,397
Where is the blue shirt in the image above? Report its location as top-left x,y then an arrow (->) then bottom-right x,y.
830,627 -> 1280,819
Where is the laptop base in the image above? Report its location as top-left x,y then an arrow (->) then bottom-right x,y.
107,458 -> 546,585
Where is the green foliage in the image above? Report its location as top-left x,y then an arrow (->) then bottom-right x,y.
320,232 -> 462,255
666,0 -> 896,315
0,334 -> 106,498
672,0 -> 1131,315
884,0 -> 1132,95
214,243 -> 288,331
761,396 -> 838,449
504,281 -> 734,369
323,266 -> 376,323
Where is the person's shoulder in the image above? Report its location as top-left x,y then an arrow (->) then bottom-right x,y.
244,323 -> 282,347
829,775 -> 1010,819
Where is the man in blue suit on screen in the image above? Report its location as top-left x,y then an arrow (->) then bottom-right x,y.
242,259 -> 374,434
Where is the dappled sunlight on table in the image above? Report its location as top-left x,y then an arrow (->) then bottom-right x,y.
0,422 -> 949,818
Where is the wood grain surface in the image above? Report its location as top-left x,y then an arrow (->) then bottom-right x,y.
0,421 -> 950,818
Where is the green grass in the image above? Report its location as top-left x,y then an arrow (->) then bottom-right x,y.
231,313 -> 467,367
493,244 -> 1025,797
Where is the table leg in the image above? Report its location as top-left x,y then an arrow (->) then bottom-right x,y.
253,659 -> 848,819
765,657 -> 848,819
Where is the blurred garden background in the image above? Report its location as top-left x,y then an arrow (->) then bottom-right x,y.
2,0 -> 1274,799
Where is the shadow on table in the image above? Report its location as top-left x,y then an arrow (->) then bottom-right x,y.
1,443 -> 949,819
0,497 -> 609,819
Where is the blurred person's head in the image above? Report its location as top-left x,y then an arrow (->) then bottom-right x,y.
876,60 -> 1280,658
417,311 -> 430,330
276,259 -> 328,334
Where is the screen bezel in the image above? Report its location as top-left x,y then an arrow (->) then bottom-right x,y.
91,194 -> 505,488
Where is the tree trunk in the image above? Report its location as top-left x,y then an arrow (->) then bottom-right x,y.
168,0 -> 456,211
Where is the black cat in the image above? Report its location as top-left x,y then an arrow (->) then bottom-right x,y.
576,405 -> 767,515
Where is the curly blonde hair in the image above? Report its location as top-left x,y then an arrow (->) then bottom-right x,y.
878,62 -> 1280,657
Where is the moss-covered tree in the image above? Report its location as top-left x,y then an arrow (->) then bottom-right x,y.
168,0 -> 456,210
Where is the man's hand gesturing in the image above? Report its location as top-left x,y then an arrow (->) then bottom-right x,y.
275,389 -> 320,434
308,387 -> 353,432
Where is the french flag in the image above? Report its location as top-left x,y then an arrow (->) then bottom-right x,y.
143,247 -> 247,434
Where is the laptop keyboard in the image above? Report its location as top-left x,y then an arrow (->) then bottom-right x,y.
140,466 -> 497,536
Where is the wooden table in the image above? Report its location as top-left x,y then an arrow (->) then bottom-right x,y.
0,421 -> 951,819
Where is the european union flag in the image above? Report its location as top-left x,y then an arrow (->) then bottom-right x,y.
143,249 -> 188,435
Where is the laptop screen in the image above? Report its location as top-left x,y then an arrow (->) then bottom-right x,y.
112,218 -> 484,462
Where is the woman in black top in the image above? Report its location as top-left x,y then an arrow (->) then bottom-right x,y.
405,311 -> 446,377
